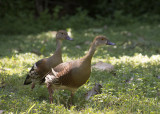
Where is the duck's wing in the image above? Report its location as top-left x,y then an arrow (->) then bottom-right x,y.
24,59 -> 47,85
45,61 -> 73,86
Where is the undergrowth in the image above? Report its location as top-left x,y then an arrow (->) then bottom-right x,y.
0,23 -> 160,113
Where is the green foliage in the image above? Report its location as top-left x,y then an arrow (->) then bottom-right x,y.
64,8 -> 94,29
0,0 -> 160,34
1,0 -> 160,18
0,0 -> 34,17
0,23 -> 160,113
53,5 -> 63,20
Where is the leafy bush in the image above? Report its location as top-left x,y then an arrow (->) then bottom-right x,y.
64,8 -> 94,29
0,0 -> 160,34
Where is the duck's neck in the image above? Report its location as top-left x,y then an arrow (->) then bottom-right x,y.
52,39 -> 62,58
83,43 -> 96,62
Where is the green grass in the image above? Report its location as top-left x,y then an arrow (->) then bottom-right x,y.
0,23 -> 160,113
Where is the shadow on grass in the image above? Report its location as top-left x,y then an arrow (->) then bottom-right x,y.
0,31 -> 160,60
1,58 -> 160,112
0,69 -> 88,109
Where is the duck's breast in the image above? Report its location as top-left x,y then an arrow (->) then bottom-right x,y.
71,60 -> 91,87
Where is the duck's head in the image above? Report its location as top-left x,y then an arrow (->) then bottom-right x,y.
56,30 -> 73,41
93,35 -> 115,47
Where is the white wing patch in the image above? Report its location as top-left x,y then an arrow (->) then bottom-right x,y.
29,63 -> 39,79
45,74 -> 54,83
34,63 -> 37,70
45,74 -> 59,84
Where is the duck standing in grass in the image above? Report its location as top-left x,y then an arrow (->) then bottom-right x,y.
43,35 -> 115,103
24,30 -> 73,89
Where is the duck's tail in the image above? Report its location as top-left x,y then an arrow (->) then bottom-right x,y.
24,74 -> 32,85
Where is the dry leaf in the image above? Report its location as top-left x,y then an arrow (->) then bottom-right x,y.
92,61 -> 114,72
75,45 -> 81,49
85,41 -> 91,45
85,83 -> 102,100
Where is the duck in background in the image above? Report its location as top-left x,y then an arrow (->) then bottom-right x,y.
24,30 -> 73,90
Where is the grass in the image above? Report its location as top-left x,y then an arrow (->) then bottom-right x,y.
0,23 -> 160,113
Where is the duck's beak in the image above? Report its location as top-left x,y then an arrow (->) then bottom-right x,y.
66,36 -> 73,41
106,41 -> 115,45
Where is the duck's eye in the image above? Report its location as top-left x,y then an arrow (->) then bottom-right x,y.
101,38 -> 104,40
61,33 -> 64,34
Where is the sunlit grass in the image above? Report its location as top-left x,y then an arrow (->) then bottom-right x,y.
0,23 -> 160,113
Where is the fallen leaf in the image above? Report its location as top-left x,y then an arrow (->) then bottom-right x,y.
92,61 -> 114,72
85,83 -> 102,100
85,41 -> 91,45
75,45 -> 81,49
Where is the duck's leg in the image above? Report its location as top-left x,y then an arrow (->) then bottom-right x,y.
70,92 -> 74,105
31,82 -> 35,90
47,84 -> 53,104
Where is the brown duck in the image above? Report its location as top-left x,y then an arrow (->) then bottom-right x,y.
24,30 -> 73,89
44,35 -> 115,103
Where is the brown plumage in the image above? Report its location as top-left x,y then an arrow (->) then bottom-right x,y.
24,30 -> 73,89
44,35 -> 115,103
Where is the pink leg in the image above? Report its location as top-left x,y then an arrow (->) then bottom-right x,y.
70,92 -> 74,105
31,83 -> 35,90
47,84 -> 53,104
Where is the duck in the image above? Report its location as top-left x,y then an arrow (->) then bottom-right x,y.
24,30 -> 73,89
43,35 -> 115,103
